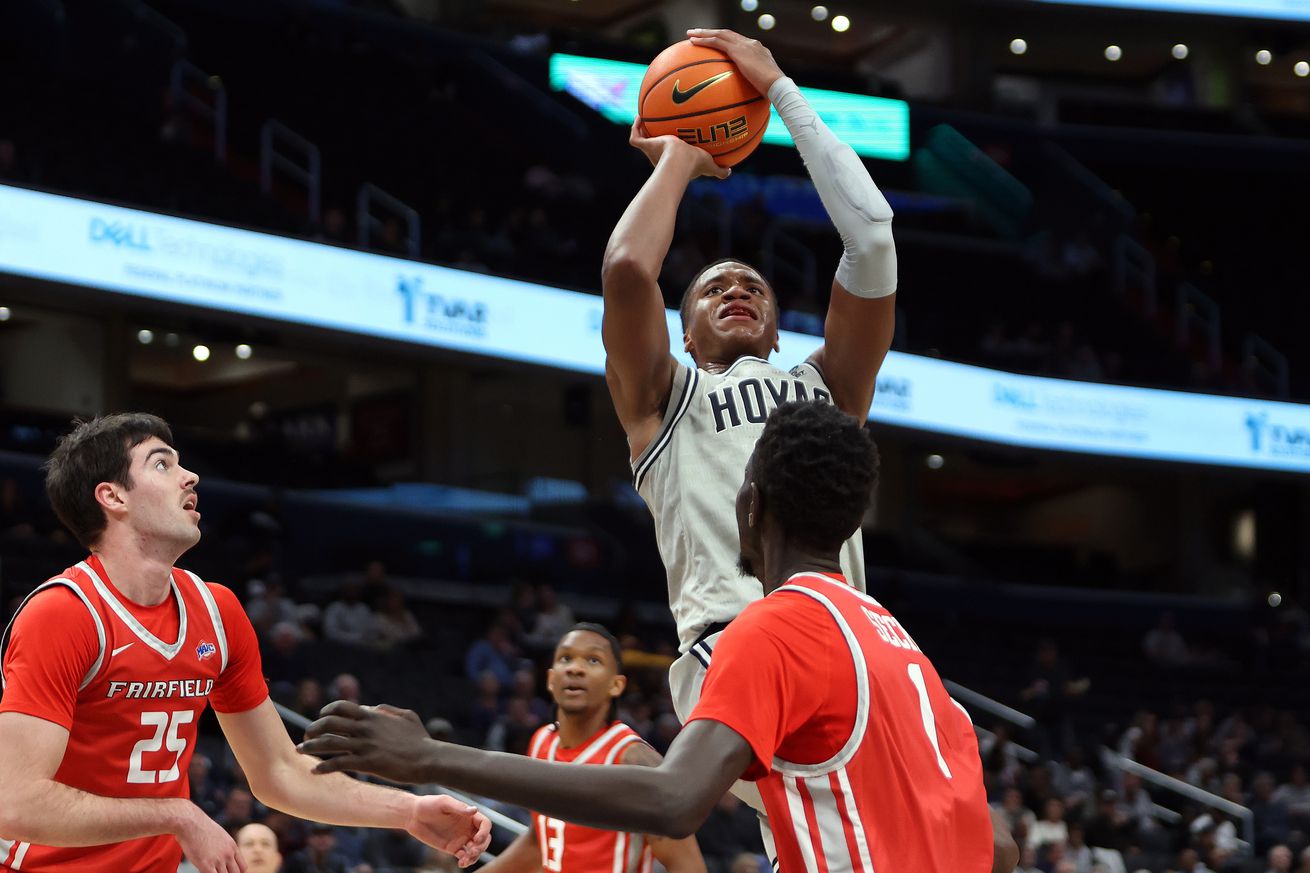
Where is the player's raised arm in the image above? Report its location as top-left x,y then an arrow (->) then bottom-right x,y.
688,29 -> 897,419
621,741 -> 710,873
216,699 -> 489,867
602,122 -> 729,459
300,703 -> 754,840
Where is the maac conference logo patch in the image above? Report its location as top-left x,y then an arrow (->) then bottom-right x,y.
196,641 -> 217,661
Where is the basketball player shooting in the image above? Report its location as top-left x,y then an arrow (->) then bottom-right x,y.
477,623 -> 706,873
0,414 -> 490,873
300,402 -> 1020,873
606,26 -> 897,821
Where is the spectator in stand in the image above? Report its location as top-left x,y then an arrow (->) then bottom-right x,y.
1274,763 -> 1310,828
323,581 -> 373,647
293,678 -> 326,721
694,793 -> 764,873
329,673 -> 363,706
371,586 -> 423,651
284,824 -> 353,873
1297,845 -> 1310,873
1052,746 -> 1097,815
1065,823 -> 1093,873
247,577 -> 305,639
1120,711 -> 1162,771
995,786 -> 1038,838
1118,773 -> 1157,833
1029,798 -> 1070,850
217,786 -> 256,833
1020,639 -> 1090,759
237,823 -> 285,873
521,584 -> 575,653
188,752 -> 224,818
1251,771 -> 1291,853
1173,847 -> 1215,873
263,621 -> 310,698
1086,789 -> 1136,854
484,696 -> 541,754
1268,845 -> 1294,873
466,671 -> 503,741
465,619 -> 522,686
1144,613 -> 1191,669
508,668 -> 551,724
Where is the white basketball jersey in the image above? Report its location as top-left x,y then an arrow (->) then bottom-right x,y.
632,356 -> 867,650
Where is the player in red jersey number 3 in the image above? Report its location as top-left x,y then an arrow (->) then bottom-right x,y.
301,401 -> 1020,873
0,414 -> 490,873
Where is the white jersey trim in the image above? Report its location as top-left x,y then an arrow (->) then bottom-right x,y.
77,561 -> 188,661
1,578 -> 107,693
769,577 -> 870,777
182,570 -> 228,672
572,723 -> 631,765
633,366 -> 699,490
604,734 -> 643,765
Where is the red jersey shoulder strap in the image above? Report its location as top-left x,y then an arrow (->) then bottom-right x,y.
528,724 -> 559,760
75,560 -> 190,661
175,570 -> 229,673
768,578 -> 871,778
0,568 -> 107,693
602,724 -> 646,765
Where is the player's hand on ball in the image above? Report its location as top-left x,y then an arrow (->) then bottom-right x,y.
405,795 -> 493,868
629,120 -> 730,180
300,701 -> 431,783
686,28 -> 785,96
176,803 -> 246,873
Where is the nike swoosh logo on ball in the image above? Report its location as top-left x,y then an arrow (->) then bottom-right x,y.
671,71 -> 734,104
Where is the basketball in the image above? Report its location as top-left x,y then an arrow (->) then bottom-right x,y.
638,41 -> 770,168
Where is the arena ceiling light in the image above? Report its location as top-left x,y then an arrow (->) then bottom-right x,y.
1105,44 -> 1123,61
811,5 -> 829,20
137,329 -> 154,344
831,14 -> 851,31
0,306 -> 10,322
192,344 -> 211,362
236,343 -> 253,360
740,0 -> 758,10
758,12 -> 776,29
1172,43 -> 1189,59
1010,38 -> 1029,55
1296,60 -> 1310,76
1256,49 -> 1272,64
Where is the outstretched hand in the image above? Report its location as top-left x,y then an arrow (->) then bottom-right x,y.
686,28 -> 785,97
628,120 -> 730,180
299,701 -> 433,783
407,794 -> 493,869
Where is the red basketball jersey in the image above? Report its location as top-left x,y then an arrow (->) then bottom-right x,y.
688,573 -> 992,873
527,722 -> 655,873
0,556 -> 268,872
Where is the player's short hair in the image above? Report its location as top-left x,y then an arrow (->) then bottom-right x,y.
563,622 -> 624,673
43,412 -> 174,549
679,257 -> 771,331
753,401 -> 878,553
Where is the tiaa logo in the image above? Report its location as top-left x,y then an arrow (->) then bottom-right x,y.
195,641 -> 217,661
89,217 -> 151,251
1245,412 -> 1310,457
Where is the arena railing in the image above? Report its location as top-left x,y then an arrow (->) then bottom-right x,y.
1099,747 -> 1253,852
274,701 -> 528,859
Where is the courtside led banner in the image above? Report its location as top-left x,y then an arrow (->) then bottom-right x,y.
1,183 -> 1308,473
1032,0 -> 1310,19
548,52 -> 911,162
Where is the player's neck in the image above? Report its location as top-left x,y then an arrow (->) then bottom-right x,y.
92,531 -> 183,607
759,544 -> 843,595
555,708 -> 612,748
696,348 -> 771,374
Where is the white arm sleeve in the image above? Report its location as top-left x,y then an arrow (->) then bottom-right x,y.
768,76 -> 897,298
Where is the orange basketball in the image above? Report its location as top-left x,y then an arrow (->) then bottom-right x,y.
638,41 -> 770,168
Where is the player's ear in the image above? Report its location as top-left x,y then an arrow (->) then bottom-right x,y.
609,673 -> 627,699
683,331 -> 695,356
748,482 -> 762,527
95,480 -> 127,514
546,666 -> 559,697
